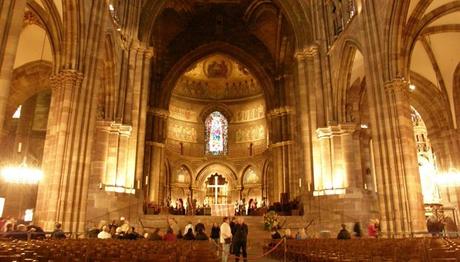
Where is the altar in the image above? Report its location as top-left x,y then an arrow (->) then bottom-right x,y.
211,204 -> 235,216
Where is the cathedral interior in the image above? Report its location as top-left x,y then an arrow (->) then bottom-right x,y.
0,0 -> 459,239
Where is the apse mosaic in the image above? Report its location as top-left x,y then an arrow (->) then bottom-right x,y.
173,54 -> 262,100
205,111 -> 228,155
234,104 -> 265,123
243,168 -> 259,184
168,122 -> 198,143
235,125 -> 265,143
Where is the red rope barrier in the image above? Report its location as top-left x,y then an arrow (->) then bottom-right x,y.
211,237 -> 285,261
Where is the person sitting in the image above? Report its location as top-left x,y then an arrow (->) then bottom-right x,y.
337,224 -> 351,240
97,225 -> 112,239
195,228 -> 209,240
148,228 -> 163,240
125,227 -> 140,240
28,225 -> 46,240
195,219 -> 205,233
11,224 -> 28,240
114,227 -> 125,239
367,219 -> 377,238
296,228 -> 307,240
51,223 -> 66,239
284,229 -> 294,239
163,227 -> 176,242
183,228 -> 195,240
271,229 -> 281,239
184,221 -> 194,235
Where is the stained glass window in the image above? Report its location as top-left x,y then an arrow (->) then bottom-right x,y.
205,111 -> 228,155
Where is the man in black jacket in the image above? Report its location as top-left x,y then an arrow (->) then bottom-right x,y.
232,217 -> 248,262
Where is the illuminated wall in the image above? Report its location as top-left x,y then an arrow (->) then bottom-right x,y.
411,107 -> 440,204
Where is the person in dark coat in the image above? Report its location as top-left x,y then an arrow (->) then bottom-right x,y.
148,228 -> 163,240
211,222 -> 220,244
195,228 -> 209,240
337,224 -> 351,240
353,222 -> 362,238
183,228 -> 195,240
229,217 -> 237,254
51,223 -> 66,239
195,220 -> 205,233
232,217 -> 248,262
271,229 -> 281,239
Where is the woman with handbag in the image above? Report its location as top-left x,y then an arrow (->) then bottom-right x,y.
220,217 -> 233,262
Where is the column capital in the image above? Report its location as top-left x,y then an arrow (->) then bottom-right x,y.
146,141 -> 165,148
148,107 -> 169,118
269,140 -> 294,148
50,70 -> 84,90
316,124 -> 356,138
384,78 -> 410,94
267,106 -> 295,118
294,45 -> 319,60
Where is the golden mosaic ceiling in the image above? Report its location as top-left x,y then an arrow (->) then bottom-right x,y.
173,54 -> 262,100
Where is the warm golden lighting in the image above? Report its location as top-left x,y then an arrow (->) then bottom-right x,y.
435,169 -> 460,186
1,166 -> 43,184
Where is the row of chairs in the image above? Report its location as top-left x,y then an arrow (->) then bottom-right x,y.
0,239 -> 220,262
265,238 -> 460,261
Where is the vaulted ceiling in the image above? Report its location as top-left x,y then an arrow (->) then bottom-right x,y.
407,0 -> 460,127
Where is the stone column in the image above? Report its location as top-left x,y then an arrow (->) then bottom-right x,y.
373,79 -> 426,236
35,70 -> 94,232
145,107 -> 169,204
315,124 -> 359,192
268,106 -> 295,202
0,0 -> 27,136
294,48 -> 318,193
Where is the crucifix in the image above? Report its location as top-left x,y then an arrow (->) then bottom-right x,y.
207,174 -> 226,204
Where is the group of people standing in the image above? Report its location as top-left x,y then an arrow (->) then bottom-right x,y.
337,220 -> 381,240
220,217 -> 248,262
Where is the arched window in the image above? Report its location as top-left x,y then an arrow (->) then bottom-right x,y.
205,111 -> 228,155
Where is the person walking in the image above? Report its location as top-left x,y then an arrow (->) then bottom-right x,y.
232,217 -> 248,262
220,217 -> 233,262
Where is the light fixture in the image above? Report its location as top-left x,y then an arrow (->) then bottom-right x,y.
109,4 -> 114,11
0,198 -> 4,217
360,123 -> 369,129
24,209 -> 33,222
12,105 -> 21,119
1,161 -> 43,185
409,83 -> 416,91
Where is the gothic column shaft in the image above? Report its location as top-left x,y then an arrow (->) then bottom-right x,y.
295,49 -> 318,192
0,0 -> 27,135
269,107 -> 295,201
146,108 -> 168,203
35,70 -> 94,232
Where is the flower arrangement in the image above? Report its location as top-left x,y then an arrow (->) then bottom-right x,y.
263,211 -> 279,231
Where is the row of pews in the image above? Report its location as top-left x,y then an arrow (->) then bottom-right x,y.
266,238 -> 460,261
0,239 -> 219,262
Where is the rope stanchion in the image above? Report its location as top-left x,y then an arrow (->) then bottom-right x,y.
211,237 -> 286,261
283,237 -> 287,262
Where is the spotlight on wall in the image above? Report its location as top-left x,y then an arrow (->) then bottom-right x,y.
1,165 -> 43,184
435,169 -> 460,186
409,84 -> 416,91
360,123 -> 369,129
